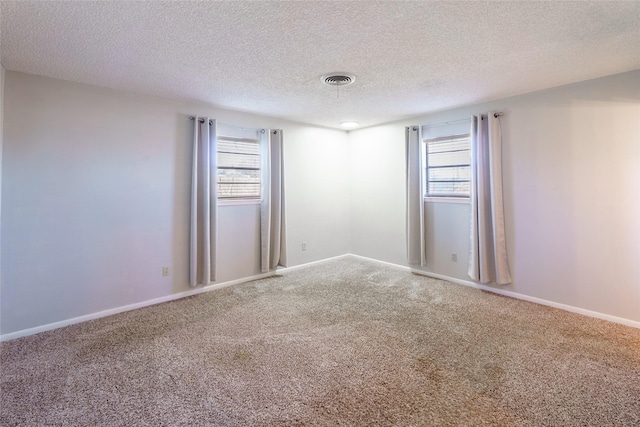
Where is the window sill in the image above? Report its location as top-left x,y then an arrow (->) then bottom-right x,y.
218,198 -> 261,207
424,197 -> 470,204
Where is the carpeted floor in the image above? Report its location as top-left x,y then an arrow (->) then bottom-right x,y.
1,257 -> 639,426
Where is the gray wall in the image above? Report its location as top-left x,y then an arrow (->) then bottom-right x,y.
0,72 -> 350,334
348,70 -> 640,323
2,69 -> 639,336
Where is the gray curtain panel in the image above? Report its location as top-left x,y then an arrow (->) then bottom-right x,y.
190,117 -> 218,286
260,129 -> 287,272
406,126 -> 426,266
468,113 -> 512,285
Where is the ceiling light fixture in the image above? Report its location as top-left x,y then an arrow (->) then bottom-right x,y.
340,121 -> 359,129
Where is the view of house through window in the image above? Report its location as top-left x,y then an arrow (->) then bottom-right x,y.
217,136 -> 260,199
423,133 -> 471,198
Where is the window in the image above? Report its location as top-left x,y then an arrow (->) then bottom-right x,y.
217,136 -> 260,199
423,133 -> 470,198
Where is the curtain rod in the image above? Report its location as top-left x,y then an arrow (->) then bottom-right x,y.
422,112 -> 503,128
423,117 -> 470,128
188,116 -> 265,133
189,116 -> 213,125
218,121 -> 264,133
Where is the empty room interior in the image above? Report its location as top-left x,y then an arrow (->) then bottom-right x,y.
1,1 -> 639,426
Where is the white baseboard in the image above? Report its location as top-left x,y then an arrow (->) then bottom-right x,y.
0,255 -> 351,342
3,252 -> 638,342
0,271 -> 276,342
0,255 -> 350,342
347,253 -> 640,329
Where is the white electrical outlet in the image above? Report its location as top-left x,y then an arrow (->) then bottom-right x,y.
162,266 -> 170,276
302,242 -> 307,251
451,253 -> 457,262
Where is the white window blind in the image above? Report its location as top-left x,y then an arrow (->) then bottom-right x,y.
217,136 -> 260,199
423,133 -> 470,197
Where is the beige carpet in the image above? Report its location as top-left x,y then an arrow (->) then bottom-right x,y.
1,257 -> 639,426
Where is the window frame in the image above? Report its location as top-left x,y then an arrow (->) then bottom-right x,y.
423,132 -> 471,202
216,135 -> 261,205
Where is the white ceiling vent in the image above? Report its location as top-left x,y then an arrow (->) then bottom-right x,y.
321,73 -> 356,87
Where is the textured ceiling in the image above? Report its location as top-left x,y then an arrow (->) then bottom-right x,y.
1,1 -> 639,129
